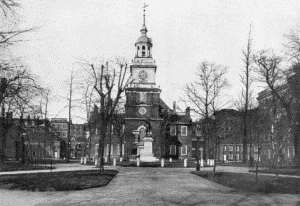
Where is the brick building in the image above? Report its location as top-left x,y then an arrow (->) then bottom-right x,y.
89,11 -> 194,162
50,118 -> 87,158
1,113 -> 64,161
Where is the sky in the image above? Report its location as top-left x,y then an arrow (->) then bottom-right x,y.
7,0 -> 300,123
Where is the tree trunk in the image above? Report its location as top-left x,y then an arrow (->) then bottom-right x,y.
255,146 -> 261,183
108,123 -> 112,163
196,134 -> 200,171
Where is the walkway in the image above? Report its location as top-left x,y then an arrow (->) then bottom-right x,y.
1,166 -> 300,205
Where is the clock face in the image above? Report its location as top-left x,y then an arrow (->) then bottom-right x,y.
139,70 -> 148,81
139,107 -> 147,115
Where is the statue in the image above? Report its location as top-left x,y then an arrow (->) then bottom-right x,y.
143,118 -> 152,136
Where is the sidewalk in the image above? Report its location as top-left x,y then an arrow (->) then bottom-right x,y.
0,163 -> 115,175
200,165 -> 300,178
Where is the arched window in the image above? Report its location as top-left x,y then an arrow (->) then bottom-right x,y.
142,46 -> 146,57
137,46 -> 140,50
139,128 -> 146,141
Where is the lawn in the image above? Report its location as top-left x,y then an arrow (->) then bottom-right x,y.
0,163 -> 55,172
249,167 -> 300,176
0,169 -> 118,192
192,171 -> 300,194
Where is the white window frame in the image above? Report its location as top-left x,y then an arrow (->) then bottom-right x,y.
170,145 -> 176,155
181,126 -> 187,136
196,128 -> 201,136
181,145 -> 187,155
170,126 -> 176,136
106,144 -> 109,155
140,92 -> 147,103
122,144 -> 125,156
268,150 -> 271,159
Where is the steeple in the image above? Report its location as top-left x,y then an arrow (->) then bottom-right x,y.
140,4 -> 148,35
135,4 -> 152,58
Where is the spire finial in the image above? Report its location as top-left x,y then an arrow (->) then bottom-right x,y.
142,3 -> 149,26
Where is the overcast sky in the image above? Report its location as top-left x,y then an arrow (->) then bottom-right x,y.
8,0 -> 300,123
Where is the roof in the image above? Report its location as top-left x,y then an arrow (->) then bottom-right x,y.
136,35 -> 152,46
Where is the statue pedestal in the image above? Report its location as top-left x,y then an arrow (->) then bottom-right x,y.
138,137 -> 158,162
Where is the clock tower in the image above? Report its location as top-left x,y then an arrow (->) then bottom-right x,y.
124,7 -> 163,161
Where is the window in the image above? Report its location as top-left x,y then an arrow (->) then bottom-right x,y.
95,144 -> 99,155
137,46 -> 140,50
254,146 -> 258,152
111,145 -> 114,155
254,154 -> 258,161
268,150 -> 271,159
229,154 -> 233,160
106,144 -> 109,155
117,144 -> 120,155
142,46 -> 145,50
63,124 -> 67,128
170,145 -> 176,155
236,154 -> 240,160
236,146 -> 239,152
196,128 -> 201,136
181,145 -> 187,155
32,151 -> 36,157
140,92 -> 147,103
181,126 -> 187,136
170,126 -> 176,136
142,51 -> 145,57
229,146 -> 233,151
224,145 -> 227,151
122,144 -> 125,156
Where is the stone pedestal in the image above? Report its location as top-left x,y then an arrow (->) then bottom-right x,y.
138,137 -> 158,162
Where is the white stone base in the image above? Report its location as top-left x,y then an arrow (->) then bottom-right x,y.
138,137 -> 159,162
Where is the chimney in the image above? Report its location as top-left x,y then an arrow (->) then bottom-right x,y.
173,101 -> 176,112
185,107 -> 190,116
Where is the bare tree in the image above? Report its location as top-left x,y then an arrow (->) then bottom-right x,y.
285,25 -> 300,63
253,50 -> 299,165
182,61 -> 229,171
0,0 -> 19,17
84,58 -> 132,172
239,26 -> 255,163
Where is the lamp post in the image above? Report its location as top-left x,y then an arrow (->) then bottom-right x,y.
195,122 -> 201,171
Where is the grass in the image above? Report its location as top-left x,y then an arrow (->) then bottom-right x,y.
0,163 -> 55,172
0,169 -> 118,192
249,167 -> 300,176
192,171 -> 300,194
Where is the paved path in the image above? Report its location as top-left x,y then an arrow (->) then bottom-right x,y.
1,166 -> 300,205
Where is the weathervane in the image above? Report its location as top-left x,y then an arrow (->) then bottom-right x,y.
142,3 -> 149,26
